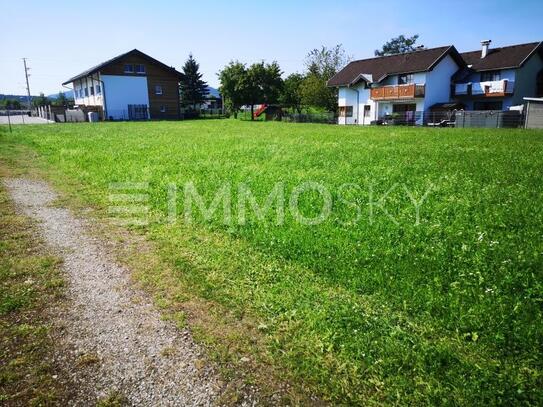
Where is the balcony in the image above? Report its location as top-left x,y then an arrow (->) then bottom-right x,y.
370,84 -> 425,101
454,80 -> 514,98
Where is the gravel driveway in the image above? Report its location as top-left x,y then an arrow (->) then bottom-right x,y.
0,115 -> 53,124
4,178 -> 224,406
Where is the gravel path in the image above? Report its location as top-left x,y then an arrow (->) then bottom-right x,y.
0,115 -> 53,124
4,178 -> 223,406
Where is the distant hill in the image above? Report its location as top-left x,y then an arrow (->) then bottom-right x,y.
47,90 -> 74,100
0,94 -> 33,102
207,86 -> 220,98
0,91 -> 74,101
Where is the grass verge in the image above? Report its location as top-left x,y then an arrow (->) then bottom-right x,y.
0,175 -> 66,404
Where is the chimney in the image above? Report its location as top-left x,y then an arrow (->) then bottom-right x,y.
481,40 -> 491,58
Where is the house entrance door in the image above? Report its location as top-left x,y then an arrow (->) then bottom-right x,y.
392,103 -> 416,124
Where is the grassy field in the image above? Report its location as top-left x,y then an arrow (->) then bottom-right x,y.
1,120 -> 542,404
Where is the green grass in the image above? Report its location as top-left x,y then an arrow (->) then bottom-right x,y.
0,184 -> 65,404
1,120 -> 542,404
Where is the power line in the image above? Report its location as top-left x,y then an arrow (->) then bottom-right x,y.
22,58 -> 32,109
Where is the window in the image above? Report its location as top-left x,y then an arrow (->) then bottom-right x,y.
84,87 -> 89,97
90,86 -> 94,96
124,64 -> 134,73
398,74 -> 414,85
480,70 -> 501,82
135,64 -> 146,74
160,105 -> 166,113
339,106 -> 353,117
155,85 -> 163,95
364,105 -> 371,117
96,85 -> 101,95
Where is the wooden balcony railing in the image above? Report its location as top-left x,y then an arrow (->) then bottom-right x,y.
370,84 -> 425,100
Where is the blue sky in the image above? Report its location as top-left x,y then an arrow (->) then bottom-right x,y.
1,0 -> 542,95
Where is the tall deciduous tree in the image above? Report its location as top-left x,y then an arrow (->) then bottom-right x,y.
245,61 -> 283,119
218,61 -> 248,118
280,73 -> 304,113
300,44 -> 350,112
180,54 -> 209,110
374,35 -> 420,56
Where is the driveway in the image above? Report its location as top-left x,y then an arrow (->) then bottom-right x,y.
0,115 -> 54,124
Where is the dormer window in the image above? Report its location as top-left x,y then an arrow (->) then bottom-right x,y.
398,74 -> 414,85
481,71 -> 501,82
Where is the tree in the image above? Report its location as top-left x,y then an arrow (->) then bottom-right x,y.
218,60 -> 283,119
280,73 -> 304,113
180,54 -> 209,110
300,44 -> 350,112
218,61 -> 248,118
374,34 -> 419,56
53,91 -> 68,107
0,99 -> 21,109
245,61 -> 283,119
32,93 -> 49,107
300,74 -> 337,112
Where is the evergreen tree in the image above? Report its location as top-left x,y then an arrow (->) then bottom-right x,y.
180,54 -> 209,110
374,35 -> 419,56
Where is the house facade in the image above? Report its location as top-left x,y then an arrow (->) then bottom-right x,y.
329,41 -> 543,125
452,41 -> 543,111
62,49 -> 184,120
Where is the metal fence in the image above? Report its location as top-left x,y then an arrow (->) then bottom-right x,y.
282,112 -> 338,124
362,110 -> 527,128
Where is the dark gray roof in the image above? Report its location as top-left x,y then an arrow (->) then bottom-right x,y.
328,46 -> 465,87
62,49 -> 184,85
460,41 -> 542,71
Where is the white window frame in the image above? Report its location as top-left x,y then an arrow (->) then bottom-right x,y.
124,64 -> 134,73
160,105 -> 166,113
135,64 -> 146,74
155,85 -> 163,95
96,84 -> 101,95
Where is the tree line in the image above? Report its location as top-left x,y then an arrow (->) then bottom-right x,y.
217,44 -> 350,118
214,35 -> 419,118
1,35 -> 416,115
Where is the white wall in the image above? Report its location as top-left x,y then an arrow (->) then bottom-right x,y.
338,84 -> 376,125
425,55 -> 460,110
73,77 -> 103,107
101,75 -> 150,120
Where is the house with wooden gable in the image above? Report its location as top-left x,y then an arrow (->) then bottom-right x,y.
62,49 -> 184,120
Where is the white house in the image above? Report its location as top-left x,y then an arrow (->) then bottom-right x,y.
328,46 -> 465,125
329,40 -> 543,125
62,49 -> 185,120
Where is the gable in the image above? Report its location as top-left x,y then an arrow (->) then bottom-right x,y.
62,49 -> 184,85
328,46 -> 464,87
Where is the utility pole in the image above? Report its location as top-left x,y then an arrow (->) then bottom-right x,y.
22,58 -> 32,110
